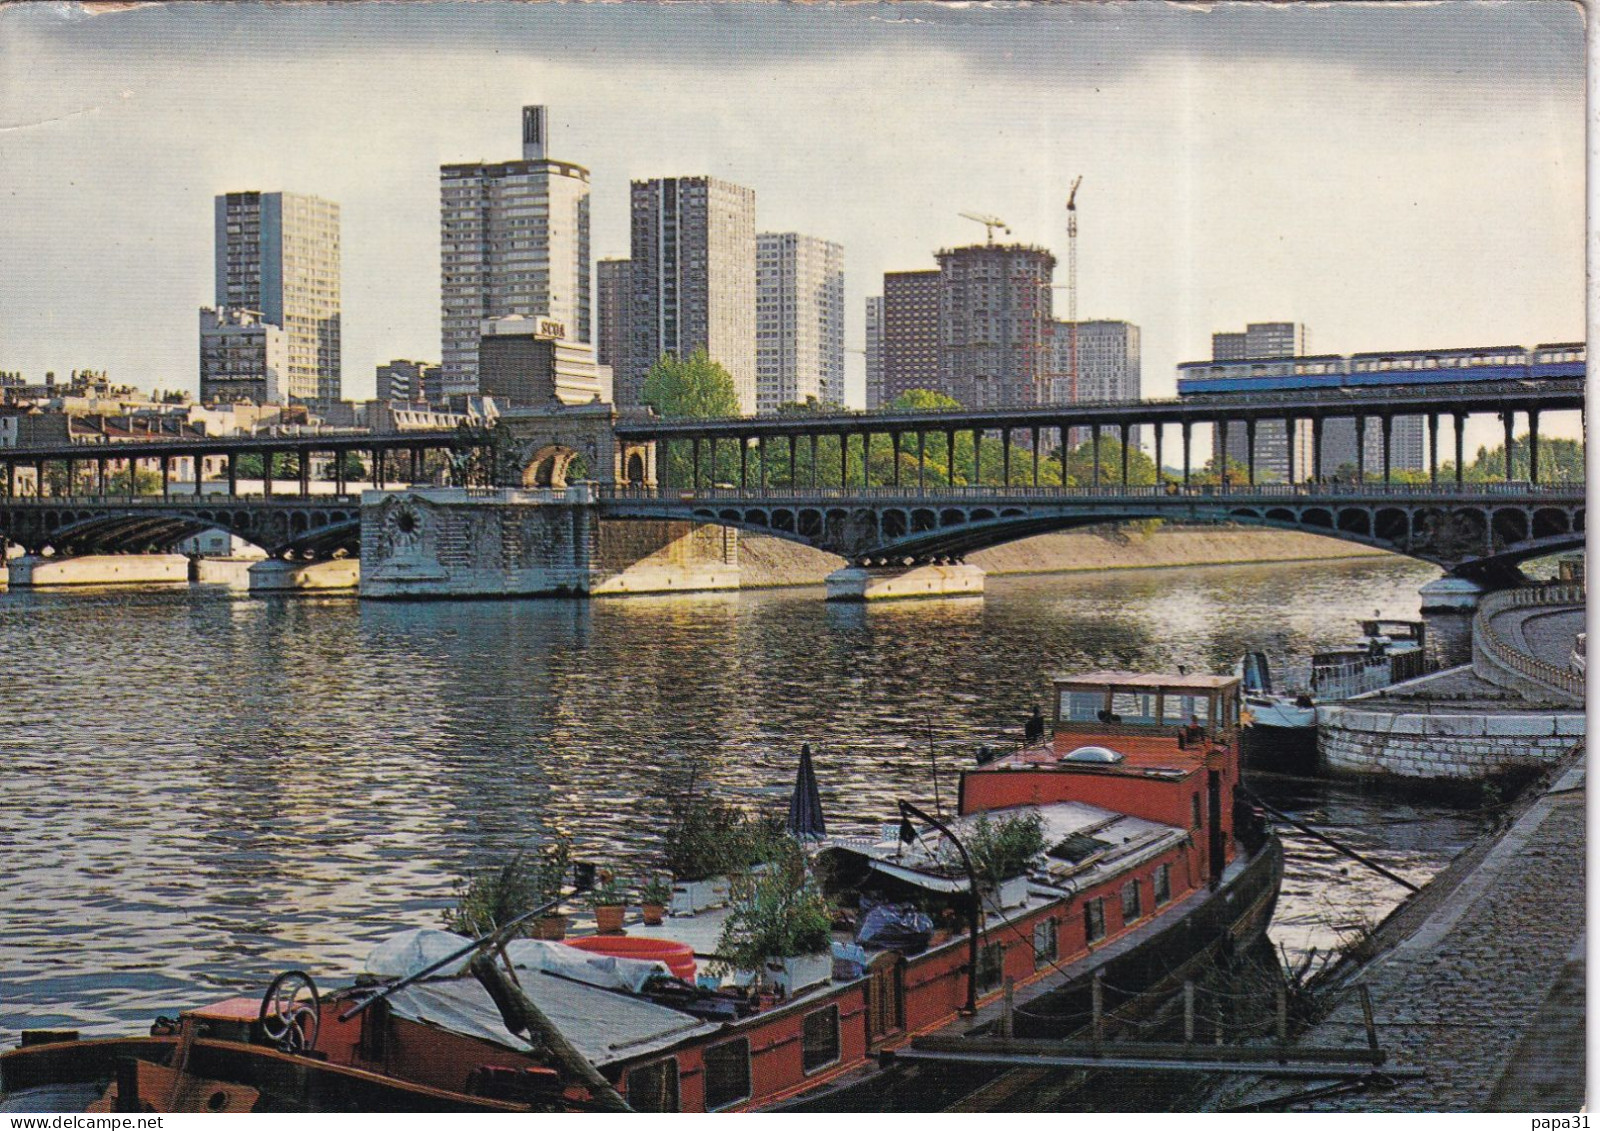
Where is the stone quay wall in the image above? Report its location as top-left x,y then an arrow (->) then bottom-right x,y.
1319,692 -> 1584,781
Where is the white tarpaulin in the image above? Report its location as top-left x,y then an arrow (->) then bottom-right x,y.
364,929 -> 673,994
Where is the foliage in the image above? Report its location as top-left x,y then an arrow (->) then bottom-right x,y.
532,837 -> 574,904
232,451 -> 301,480
663,793 -> 755,882
966,809 -> 1046,884
321,451 -> 368,481
714,842 -> 835,970
638,874 -> 674,906
1458,435 -> 1584,484
1061,435 -> 1159,488
642,350 -> 742,421
442,852 -> 546,939
586,868 -> 629,908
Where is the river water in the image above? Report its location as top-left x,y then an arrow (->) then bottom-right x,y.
0,555 -> 1494,1041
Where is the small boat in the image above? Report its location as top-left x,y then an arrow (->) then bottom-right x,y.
4,669 -> 1280,1114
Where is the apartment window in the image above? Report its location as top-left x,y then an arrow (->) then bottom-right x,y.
1033,917 -> 1058,965
1154,863 -> 1172,907
1084,898 -> 1106,943
625,1059 -> 679,1112
1121,880 -> 1142,923
703,1038 -> 750,1110
802,1005 -> 841,1074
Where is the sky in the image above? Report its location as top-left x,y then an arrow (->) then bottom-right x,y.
0,1 -> 1585,435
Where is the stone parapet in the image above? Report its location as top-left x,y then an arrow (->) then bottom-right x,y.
1472,583 -> 1585,705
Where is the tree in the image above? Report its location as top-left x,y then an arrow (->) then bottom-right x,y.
1459,435 -> 1584,484
642,351 -> 743,486
1062,436 -> 1159,488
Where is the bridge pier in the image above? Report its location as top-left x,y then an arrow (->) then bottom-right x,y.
247,557 -> 360,593
1418,575 -> 1489,669
824,561 -> 985,602
6,553 -> 190,588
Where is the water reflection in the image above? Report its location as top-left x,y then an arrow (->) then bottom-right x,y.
0,556 -> 1488,1039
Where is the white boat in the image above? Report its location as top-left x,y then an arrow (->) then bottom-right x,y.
1239,618 -> 1428,734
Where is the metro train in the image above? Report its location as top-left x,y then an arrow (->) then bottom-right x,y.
1176,341 -> 1585,395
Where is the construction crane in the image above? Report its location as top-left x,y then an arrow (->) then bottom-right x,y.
958,212 -> 1011,244
1065,176 -> 1083,404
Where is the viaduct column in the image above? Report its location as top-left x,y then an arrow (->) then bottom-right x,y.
1454,412 -> 1466,485
1502,411 -> 1515,481
1245,418 -> 1257,486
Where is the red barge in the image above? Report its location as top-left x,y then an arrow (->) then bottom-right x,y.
2,670 -> 1280,1114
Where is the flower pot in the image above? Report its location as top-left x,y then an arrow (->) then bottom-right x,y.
641,903 -> 666,926
535,913 -> 568,941
764,951 -> 831,997
594,904 -> 626,934
669,876 -> 732,917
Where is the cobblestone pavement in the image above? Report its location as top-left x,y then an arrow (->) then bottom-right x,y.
1234,757 -> 1586,1112
1508,607 -> 1585,669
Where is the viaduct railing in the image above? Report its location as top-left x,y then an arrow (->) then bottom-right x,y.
1473,581 -> 1587,704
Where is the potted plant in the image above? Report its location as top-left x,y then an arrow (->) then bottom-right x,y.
966,809 -> 1046,910
588,870 -> 628,935
532,837 -> 573,940
663,793 -> 752,915
638,874 -> 673,926
714,843 -> 835,997
443,851 -> 546,964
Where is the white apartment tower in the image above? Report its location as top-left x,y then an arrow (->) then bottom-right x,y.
440,105 -> 591,398
626,176 -> 757,414
864,295 -> 885,409
756,233 -> 844,412
211,190 -> 341,408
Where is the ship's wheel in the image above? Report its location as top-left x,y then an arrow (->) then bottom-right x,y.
259,970 -> 321,1055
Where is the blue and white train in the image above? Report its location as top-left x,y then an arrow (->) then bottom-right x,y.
1176,342 -> 1585,396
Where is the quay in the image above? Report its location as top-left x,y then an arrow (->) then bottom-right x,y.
1222,744 -> 1584,1111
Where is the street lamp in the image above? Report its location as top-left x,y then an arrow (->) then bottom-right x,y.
897,799 -> 981,1016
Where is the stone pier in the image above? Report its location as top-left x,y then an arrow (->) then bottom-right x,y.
6,553 -> 190,587
247,558 -> 361,593
359,486 -> 738,600
824,562 -> 986,601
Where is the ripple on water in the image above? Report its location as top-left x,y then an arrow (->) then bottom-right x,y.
0,557 -> 1493,1039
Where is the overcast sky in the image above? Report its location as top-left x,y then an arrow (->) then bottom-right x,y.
0,1 -> 1584,424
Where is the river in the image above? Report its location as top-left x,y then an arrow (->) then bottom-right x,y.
0,554 -> 1493,1041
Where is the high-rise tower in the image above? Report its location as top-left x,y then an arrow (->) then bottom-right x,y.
439,105 -> 591,398
625,176 -> 757,414
209,190 -> 341,409
756,232 -> 844,412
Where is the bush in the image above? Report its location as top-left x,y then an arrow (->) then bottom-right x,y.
715,843 -> 834,971
443,852 -> 544,939
967,809 -> 1046,884
663,795 -> 784,881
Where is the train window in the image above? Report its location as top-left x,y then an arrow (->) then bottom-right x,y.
703,1038 -> 751,1111
626,1059 -> 679,1113
1121,880 -> 1143,922
1034,917 -> 1059,964
1084,898 -> 1106,943
802,1006 -> 841,1074
1154,864 -> 1172,906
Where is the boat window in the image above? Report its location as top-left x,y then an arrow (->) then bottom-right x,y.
1154,863 -> 1172,906
1084,898 -> 1106,942
1191,793 -> 1202,829
626,1059 -> 679,1113
1062,690 -> 1104,722
802,1005 -> 841,1074
1111,692 -> 1159,726
703,1038 -> 751,1111
976,942 -> 1005,993
1121,880 -> 1142,922
1033,917 -> 1058,964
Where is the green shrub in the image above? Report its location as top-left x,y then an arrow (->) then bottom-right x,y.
967,809 -> 1046,884
715,843 -> 834,971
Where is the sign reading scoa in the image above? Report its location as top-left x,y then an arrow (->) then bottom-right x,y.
536,318 -> 566,339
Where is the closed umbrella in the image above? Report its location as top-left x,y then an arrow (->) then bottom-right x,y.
786,743 -> 827,840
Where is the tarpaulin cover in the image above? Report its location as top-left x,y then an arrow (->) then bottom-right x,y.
856,903 -> 934,955
364,929 -> 672,994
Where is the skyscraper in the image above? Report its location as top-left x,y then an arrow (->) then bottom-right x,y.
864,295 -> 885,410
1207,323 -> 1312,479
1049,320 -> 1141,404
210,190 -> 341,408
440,105 -> 591,399
625,176 -> 757,414
756,232 -> 844,412
880,270 -> 940,405
1212,322 -> 1307,361
596,257 -> 631,380
936,243 -> 1055,407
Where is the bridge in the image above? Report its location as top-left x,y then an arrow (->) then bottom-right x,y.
0,377 -> 1582,591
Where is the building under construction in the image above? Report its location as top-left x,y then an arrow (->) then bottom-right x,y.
935,242 -> 1056,407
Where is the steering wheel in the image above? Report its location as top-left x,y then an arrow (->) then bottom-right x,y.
259,970 -> 321,1055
